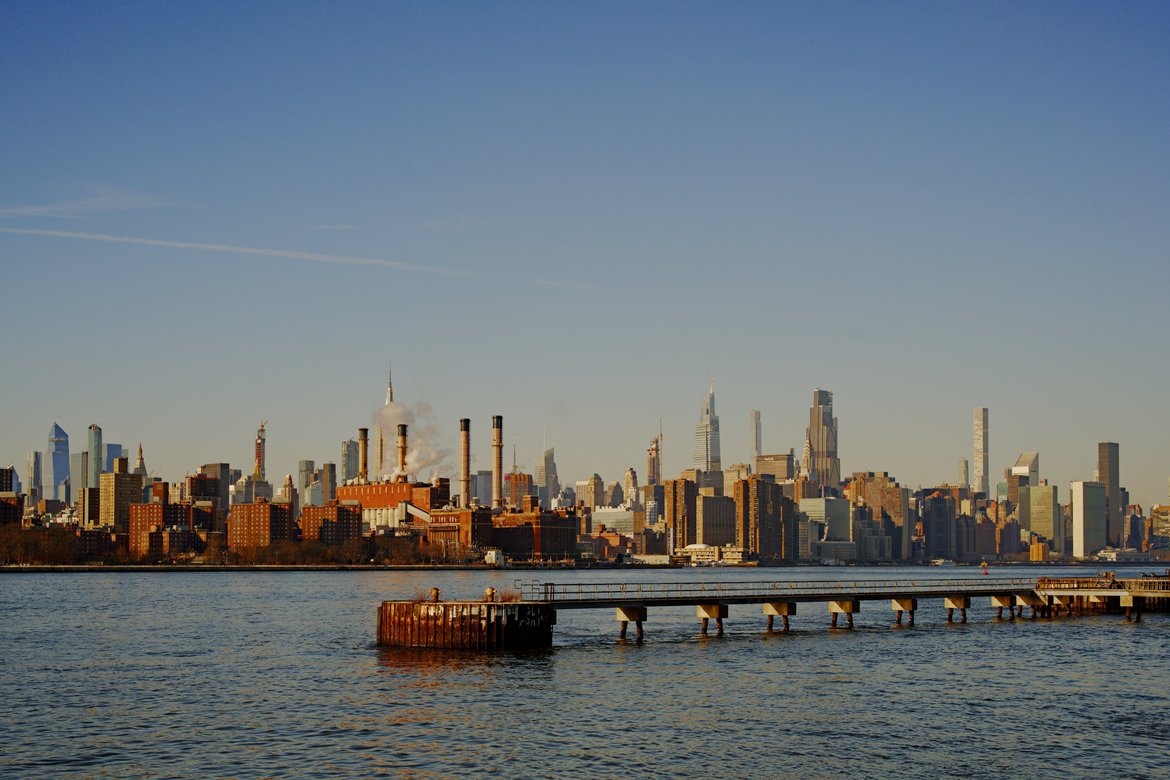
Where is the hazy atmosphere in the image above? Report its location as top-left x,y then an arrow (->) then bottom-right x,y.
3,2 -> 1168,505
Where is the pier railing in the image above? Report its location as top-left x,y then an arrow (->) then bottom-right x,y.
517,577 -> 1037,606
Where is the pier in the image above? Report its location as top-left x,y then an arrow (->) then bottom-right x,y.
376,574 -> 1170,649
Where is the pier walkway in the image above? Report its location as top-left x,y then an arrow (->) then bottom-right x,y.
376,574 -> 1170,648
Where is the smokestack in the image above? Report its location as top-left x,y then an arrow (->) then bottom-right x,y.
492,415 -> 503,508
396,424 -> 408,483
358,427 -> 369,483
460,418 -> 471,508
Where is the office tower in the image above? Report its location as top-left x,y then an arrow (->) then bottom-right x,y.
45,423 -> 70,503
253,422 -> 267,481
696,494 -> 736,546
99,456 -> 143,533
959,458 -> 969,488
1011,452 -> 1040,487
575,474 -> 605,509
474,470 -> 493,506
848,471 -> 912,560
104,443 -> 124,473
340,439 -> 359,483
623,467 -> 639,510
664,477 -> 698,552
87,424 -> 103,489
1071,481 -> 1107,557
198,463 -> 232,516
732,476 -> 792,560
646,424 -> 662,486
756,450 -> 796,481
805,389 -> 840,492
693,380 -> 721,472
133,444 -> 147,477
319,462 -> 337,502
0,466 -> 14,492
1030,483 -> 1062,553
297,460 -> 316,496
750,409 -> 762,459
1098,442 -> 1121,546
535,447 -> 560,507
26,451 -> 42,502
973,408 -> 989,496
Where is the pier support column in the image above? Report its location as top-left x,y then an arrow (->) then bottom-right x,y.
891,598 -> 917,626
944,597 -> 971,624
829,600 -> 859,630
1120,595 -> 1142,623
991,595 -> 1014,620
616,607 -> 647,641
697,604 -> 728,636
764,602 -> 797,632
1015,593 -> 1043,620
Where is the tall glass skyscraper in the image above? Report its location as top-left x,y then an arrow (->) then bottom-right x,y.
805,389 -> 840,491
87,424 -> 103,489
693,381 -> 721,472
750,409 -> 762,460
46,423 -> 70,502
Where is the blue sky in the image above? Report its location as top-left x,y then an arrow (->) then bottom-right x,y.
2,2 -> 1168,506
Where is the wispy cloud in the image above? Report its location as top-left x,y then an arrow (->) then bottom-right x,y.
0,185 -> 174,218
0,226 -> 612,290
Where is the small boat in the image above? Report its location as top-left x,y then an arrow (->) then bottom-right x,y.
930,558 -> 956,567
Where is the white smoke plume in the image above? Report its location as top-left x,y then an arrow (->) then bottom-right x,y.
373,400 -> 451,484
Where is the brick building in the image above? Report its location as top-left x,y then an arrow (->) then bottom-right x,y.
227,500 -> 293,550
299,502 -> 362,547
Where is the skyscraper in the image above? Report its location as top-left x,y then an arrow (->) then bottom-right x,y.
1071,480 -> 1107,557
973,408 -> 989,497
805,389 -> 840,493
750,409 -> 762,460
534,447 -> 560,507
26,451 -> 42,502
87,424 -> 103,489
340,439 -> 359,483
958,458 -> 969,488
45,423 -> 69,503
693,380 -> 721,472
1098,442 -> 1120,546
646,423 -> 662,486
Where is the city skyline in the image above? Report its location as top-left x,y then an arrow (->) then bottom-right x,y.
6,373 -> 1166,510
2,4 -> 1168,505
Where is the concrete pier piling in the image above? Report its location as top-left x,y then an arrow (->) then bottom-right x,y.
829,600 -> 858,630
764,601 -> 796,632
616,606 -> 647,641
891,598 -> 917,626
697,604 -> 728,636
944,596 -> 970,623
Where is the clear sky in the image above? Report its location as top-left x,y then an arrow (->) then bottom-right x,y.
2,2 -> 1168,507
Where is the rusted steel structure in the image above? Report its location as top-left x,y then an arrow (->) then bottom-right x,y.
378,600 -> 554,650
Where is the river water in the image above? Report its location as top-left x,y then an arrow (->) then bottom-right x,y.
2,565 -> 1167,779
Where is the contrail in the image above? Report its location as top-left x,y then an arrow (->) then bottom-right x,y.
0,226 -> 478,279
0,226 -> 612,290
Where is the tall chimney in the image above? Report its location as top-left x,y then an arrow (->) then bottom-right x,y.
396,424 -> 408,483
459,419 -> 471,508
358,427 -> 369,483
492,415 -> 503,508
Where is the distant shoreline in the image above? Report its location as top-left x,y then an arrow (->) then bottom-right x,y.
0,560 -> 1120,574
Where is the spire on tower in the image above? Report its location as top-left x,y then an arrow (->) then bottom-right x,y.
385,364 -> 394,405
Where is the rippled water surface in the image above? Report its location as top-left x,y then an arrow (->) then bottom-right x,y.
2,566 -> 1168,778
